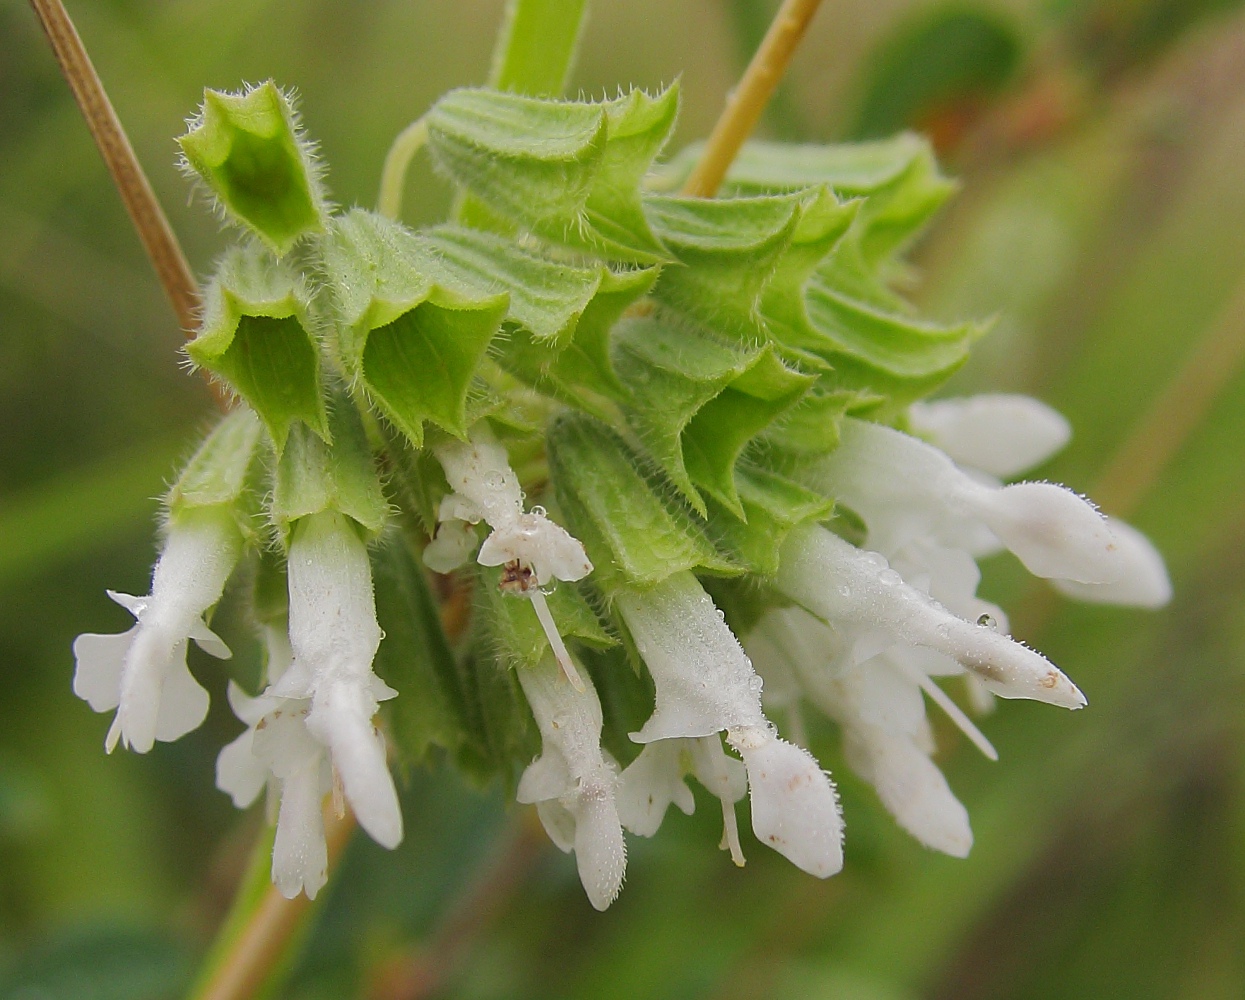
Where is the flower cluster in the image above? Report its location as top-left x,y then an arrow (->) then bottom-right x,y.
71,80 -> 1169,909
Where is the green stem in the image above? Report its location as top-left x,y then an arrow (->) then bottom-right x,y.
488,0 -> 590,95
377,116 -> 428,219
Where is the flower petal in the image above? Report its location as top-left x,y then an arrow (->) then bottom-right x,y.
72,628 -> 135,713
216,729 -> 268,809
908,394 -> 1070,478
728,726 -> 843,878
1052,517 -> 1172,608
153,649 -> 211,743
845,727 -> 972,857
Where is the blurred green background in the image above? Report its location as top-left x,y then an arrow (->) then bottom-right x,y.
3,0 -> 1245,997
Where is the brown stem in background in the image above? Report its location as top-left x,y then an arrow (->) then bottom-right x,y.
29,0 -> 201,334
681,0 -> 826,197
194,810 -> 356,1000
366,812 -> 548,1000
1090,267 -> 1245,519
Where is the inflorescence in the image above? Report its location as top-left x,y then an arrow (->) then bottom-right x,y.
72,81 -> 1170,909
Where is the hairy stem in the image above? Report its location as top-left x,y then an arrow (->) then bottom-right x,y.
681,0 -> 826,198
29,0 -> 200,333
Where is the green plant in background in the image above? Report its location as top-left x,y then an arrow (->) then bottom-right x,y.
25,0 -> 1186,995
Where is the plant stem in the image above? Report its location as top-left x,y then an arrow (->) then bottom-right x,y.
191,810 -> 357,1000
489,0 -> 590,95
29,0 -> 200,333
681,0 -> 826,198
378,117 -> 429,220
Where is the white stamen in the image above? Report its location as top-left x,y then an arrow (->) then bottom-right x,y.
529,588 -> 585,691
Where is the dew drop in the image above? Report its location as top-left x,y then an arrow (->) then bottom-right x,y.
878,569 -> 902,586
977,613 -> 998,630
531,505 -> 546,518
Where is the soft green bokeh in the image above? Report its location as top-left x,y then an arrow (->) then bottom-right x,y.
2,1 -> 1244,997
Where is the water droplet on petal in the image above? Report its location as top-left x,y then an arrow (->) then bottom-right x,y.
977,613 -> 998,630
878,569 -> 902,586
531,505 -> 546,518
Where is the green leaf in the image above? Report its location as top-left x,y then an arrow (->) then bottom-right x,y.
380,424 -> 451,537
270,389 -> 388,536
478,564 -> 615,671
165,406 -> 265,514
178,82 -> 326,256
189,243 -> 327,452
704,462 -> 833,575
427,85 -> 679,263
613,315 -> 813,515
546,413 -> 739,594
320,211 -> 509,446
456,612 -> 538,786
371,531 -> 468,765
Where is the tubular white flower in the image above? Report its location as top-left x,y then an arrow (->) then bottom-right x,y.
72,506 -> 241,754
616,572 -> 843,878
813,417 -> 1124,584
433,428 -> 593,689
516,651 -> 626,911
748,607 -> 975,857
273,509 -> 403,852
908,394 -> 1071,478
776,524 -> 1086,709
617,735 -> 748,866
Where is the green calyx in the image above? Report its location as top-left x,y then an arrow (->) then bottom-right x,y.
321,211 -> 509,447
270,389 -> 388,538
547,414 -> 739,596
179,81 -> 327,256
188,243 -> 328,453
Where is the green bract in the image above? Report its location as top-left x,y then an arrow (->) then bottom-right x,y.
188,243 -> 328,451
179,82 -> 327,256
426,85 -> 678,262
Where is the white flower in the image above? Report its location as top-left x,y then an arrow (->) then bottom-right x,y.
432,428 -> 593,689
776,524 -> 1086,708
214,620 -> 338,900
813,416 -> 1124,584
73,507 -> 241,753
269,509 -> 402,855
617,735 -> 748,866
748,607 -> 982,857
253,698 -> 332,899
615,572 -> 843,878
515,650 -> 626,911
